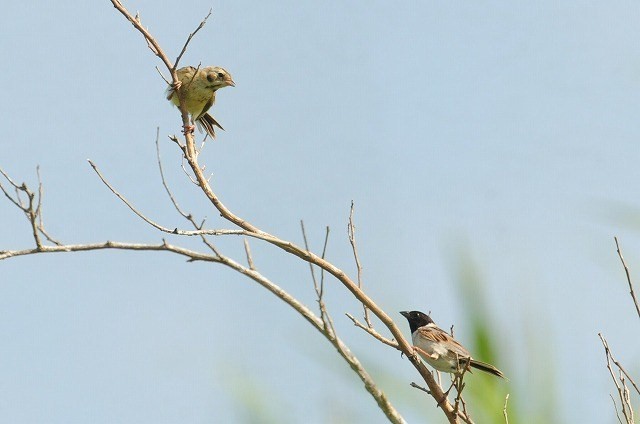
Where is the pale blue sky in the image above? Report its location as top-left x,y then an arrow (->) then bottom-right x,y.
1,1 -> 639,423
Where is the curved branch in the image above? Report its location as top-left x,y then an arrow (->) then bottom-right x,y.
0,240 -> 219,262
214,251 -> 406,423
108,2 -> 461,421
614,237 -> 640,319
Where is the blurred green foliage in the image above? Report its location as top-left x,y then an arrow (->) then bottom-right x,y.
451,247 -> 559,424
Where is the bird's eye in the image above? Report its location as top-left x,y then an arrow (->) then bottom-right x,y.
217,72 -> 224,78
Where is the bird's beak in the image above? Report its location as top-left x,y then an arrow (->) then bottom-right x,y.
400,311 -> 409,318
228,78 -> 236,87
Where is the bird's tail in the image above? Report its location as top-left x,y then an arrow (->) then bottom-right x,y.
196,113 -> 225,139
469,359 -> 505,378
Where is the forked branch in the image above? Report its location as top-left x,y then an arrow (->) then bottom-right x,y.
107,2 -> 461,421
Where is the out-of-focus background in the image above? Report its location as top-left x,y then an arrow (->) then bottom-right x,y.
1,1 -> 639,423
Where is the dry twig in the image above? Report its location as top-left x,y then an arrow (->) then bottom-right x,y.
599,333 -> 635,424
348,201 -> 371,324
503,394 -> 510,424
614,237 -> 640,319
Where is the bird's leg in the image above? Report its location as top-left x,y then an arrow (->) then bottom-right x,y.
410,345 -> 454,401
182,117 -> 196,135
412,345 -> 438,360
166,79 -> 183,101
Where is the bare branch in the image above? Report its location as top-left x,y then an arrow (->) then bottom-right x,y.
35,167 -> 62,246
599,333 -> 635,423
155,66 -> 171,86
611,394 -> 624,424
89,159 -> 182,233
299,221 -> 331,304
300,220 -> 320,295
210,247 -> 406,424
319,225 -> 330,297
109,0 -> 173,71
348,201 -> 371,326
154,136 -> 223,257
181,158 -> 200,185
25,177 -> 42,249
614,237 -> 640,319
0,240 -> 219,262
0,175 -> 23,210
599,333 -> 640,396
174,9 -> 212,70
0,166 -> 63,249
155,129 -> 191,221
410,382 -> 431,394
243,239 -> 255,270
0,166 -> 24,191
346,312 -> 398,348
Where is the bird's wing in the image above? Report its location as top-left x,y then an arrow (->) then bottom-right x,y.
195,94 -> 216,120
416,326 -> 449,343
166,66 -> 198,100
417,326 -> 472,358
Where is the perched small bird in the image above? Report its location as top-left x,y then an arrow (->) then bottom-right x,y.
166,65 -> 235,138
400,310 -> 504,378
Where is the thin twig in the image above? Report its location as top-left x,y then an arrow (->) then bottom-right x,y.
503,394 -> 510,424
26,177 -> 42,249
599,333 -> 634,423
459,396 -> 471,424
0,169 -> 44,250
300,220 -> 319,295
155,66 -> 170,85
345,313 -> 398,348
181,158 -> 199,185
599,334 -> 640,396
155,129 -> 190,220
244,239 -> 255,270
348,201 -> 371,327
0,167 -> 61,247
0,167 -> 24,190
453,363 -> 471,416
610,394 -> 624,424
299,223 -> 403,423
34,167 -> 61,246
410,382 -> 431,394
319,226 -> 330,298
614,237 -> 640,319
0,176 -> 23,209
90,159 -> 182,232
109,0 -> 173,71
174,9 -> 212,70
155,133 -> 220,256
